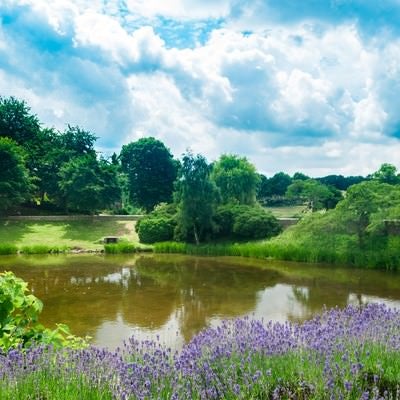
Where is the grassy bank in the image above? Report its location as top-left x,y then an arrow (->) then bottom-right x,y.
154,233 -> 400,270
1,304 -> 399,399
0,218 -> 139,253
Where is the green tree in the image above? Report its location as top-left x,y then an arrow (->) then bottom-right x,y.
266,172 -> 292,197
336,181 -> 381,247
0,96 -> 41,145
0,138 -> 31,213
58,155 -> 121,213
211,154 -> 260,205
371,163 -> 399,185
120,137 -> 178,212
286,179 -> 342,211
175,152 -> 218,244
292,172 -> 309,181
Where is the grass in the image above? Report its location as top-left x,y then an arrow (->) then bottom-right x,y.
154,235 -> 400,270
104,241 -> 152,254
0,243 -> 18,255
0,218 -> 139,251
264,205 -> 307,218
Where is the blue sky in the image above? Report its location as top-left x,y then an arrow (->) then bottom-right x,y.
1,0 -> 400,176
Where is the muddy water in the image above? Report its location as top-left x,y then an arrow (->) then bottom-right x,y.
1,254 -> 399,349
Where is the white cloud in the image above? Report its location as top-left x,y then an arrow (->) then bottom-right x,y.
1,1 -> 400,176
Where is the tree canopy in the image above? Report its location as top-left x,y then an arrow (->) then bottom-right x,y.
211,154 -> 260,205
0,138 -> 31,212
120,137 -> 178,212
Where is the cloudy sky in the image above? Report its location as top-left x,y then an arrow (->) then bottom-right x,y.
1,0 -> 400,176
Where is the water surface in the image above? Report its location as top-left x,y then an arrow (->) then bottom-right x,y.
1,254 -> 399,349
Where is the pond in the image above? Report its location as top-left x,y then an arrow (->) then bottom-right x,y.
1,254 -> 400,349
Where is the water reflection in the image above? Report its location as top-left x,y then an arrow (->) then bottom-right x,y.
1,254 -> 399,349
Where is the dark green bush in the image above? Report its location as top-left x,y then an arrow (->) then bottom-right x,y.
136,217 -> 175,243
214,204 -> 281,240
136,203 -> 177,244
232,206 -> 281,239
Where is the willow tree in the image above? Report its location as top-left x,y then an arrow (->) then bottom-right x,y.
211,154 -> 260,205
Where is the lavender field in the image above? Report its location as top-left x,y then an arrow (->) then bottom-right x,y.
1,303 -> 399,399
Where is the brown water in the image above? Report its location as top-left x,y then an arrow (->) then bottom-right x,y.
1,254 -> 400,349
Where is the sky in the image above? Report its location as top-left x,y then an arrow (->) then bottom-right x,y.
1,0 -> 400,177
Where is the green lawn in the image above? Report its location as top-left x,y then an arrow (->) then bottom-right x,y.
0,219 -> 139,250
264,205 -> 307,218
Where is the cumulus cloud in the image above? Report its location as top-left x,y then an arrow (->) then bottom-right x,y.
1,0 -> 400,175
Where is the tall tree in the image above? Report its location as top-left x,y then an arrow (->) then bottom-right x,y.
58,155 -> 121,213
120,137 -> 178,212
175,152 -> 218,244
211,154 -> 260,205
0,138 -> 31,212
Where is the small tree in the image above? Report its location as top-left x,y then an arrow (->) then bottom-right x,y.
0,138 -> 31,213
211,154 -> 260,205
175,152 -> 218,244
286,179 -> 342,211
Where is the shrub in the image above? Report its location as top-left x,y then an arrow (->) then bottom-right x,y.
0,271 -> 86,350
137,217 -> 175,244
136,203 -> 177,244
214,204 -> 281,240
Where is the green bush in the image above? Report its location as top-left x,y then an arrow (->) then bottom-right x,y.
214,204 -> 281,240
136,203 -> 177,244
137,217 -> 175,244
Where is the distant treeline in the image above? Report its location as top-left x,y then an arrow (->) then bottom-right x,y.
0,95 -> 397,220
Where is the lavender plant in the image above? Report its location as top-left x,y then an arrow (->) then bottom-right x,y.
0,303 -> 399,399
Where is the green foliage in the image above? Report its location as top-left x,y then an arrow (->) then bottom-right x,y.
0,96 -> 41,144
136,203 -> 177,243
120,137 -> 178,212
59,155 -> 121,213
0,271 -> 86,350
104,242 -> 145,253
232,206 -> 282,239
0,137 -> 31,212
286,179 -> 342,211
20,244 -> 69,254
371,163 -> 399,184
174,152 -> 219,244
214,204 -> 281,240
0,244 -> 18,255
211,154 -> 260,205
136,217 -> 175,243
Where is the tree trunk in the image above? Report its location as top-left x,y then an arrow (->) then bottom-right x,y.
193,225 -> 200,245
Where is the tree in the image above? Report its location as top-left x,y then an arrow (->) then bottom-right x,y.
292,172 -> 309,181
175,152 -> 218,244
266,172 -> 292,197
120,137 -> 178,212
0,138 -> 31,213
58,155 -> 121,213
286,179 -> 342,211
211,154 -> 260,205
371,163 -> 399,185
336,181 -> 381,247
0,96 -> 41,144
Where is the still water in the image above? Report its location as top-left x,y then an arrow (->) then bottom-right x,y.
1,254 -> 400,349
